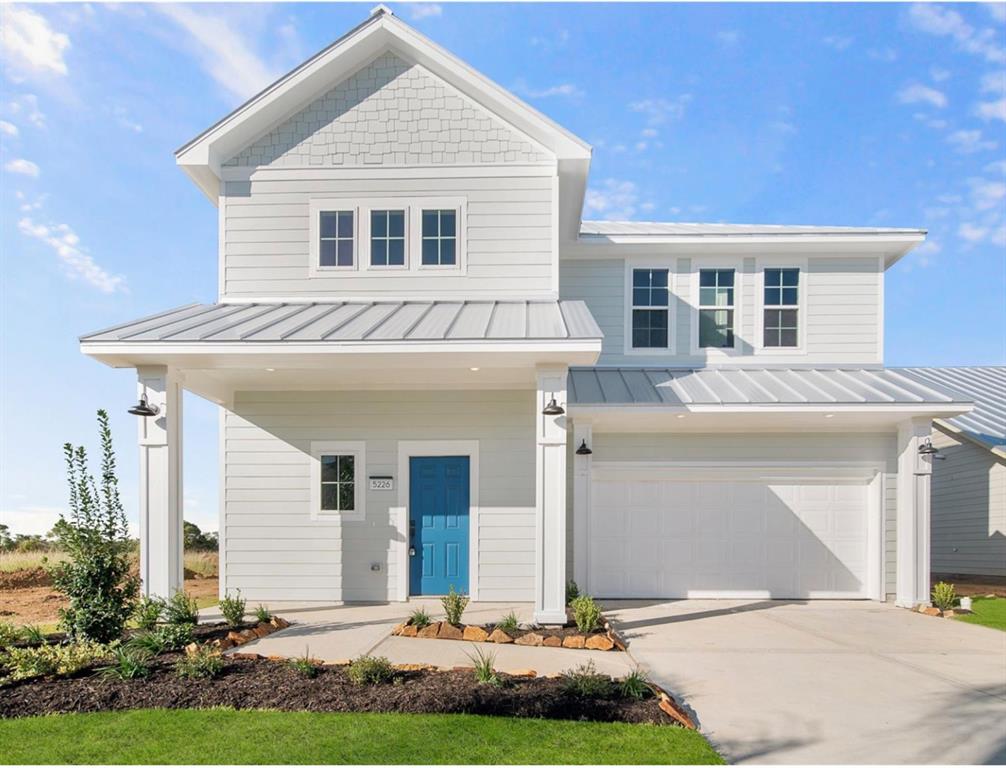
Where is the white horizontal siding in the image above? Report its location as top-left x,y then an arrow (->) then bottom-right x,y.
223,390 -> 536,602
222,175 -> 553,299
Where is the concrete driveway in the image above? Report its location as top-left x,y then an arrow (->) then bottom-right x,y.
604,599 -> 1006,765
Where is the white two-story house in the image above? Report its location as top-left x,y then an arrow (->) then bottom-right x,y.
80,8 -> 971,621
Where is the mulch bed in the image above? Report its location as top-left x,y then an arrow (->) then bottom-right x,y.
0,655 -> 674,726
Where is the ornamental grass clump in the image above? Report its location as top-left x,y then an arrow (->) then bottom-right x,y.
619,668 -> 652,701
163,591 -> 200,626
441,586 -> 469,625
288,650 -> 320,678
133,596 -> 165,631
347,655 -> 395,685
465,645 -> 502,687
408,607 -> 431,629
219,591 -> 247,628
254,605 -> 272,623
175,645 -> 223,679
127,623 -> 194,655
561,660 -> 614,698
496,611 -> 520,633
100,646 -> 153,680
932,581 -> 957,611
570,595 -> 601,633
49,411 -> 139,643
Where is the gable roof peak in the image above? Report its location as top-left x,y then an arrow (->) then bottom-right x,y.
370,4 -> 394,17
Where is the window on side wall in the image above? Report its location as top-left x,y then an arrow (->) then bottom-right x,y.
370,209 -> 406,267
763,268 -> 800,348
319,210 -> 355,268
698,269 -> 735,348
421,209 -> 457,266
310,442 -> 365,521
631,268 -> 669,349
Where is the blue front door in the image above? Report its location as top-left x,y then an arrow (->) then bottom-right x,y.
409,456 -> 470,596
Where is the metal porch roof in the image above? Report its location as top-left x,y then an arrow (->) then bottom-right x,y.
898,367 -> 1006,450
567,367 -> 969,408
80,300 -> 603,344
579,221 -> 926,238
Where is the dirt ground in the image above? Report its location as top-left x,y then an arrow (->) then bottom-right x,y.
932,573 -> 1006,598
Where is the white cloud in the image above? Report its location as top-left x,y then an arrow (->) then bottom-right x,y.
716,30 -> 741,46
908,4 -> 1006,64
640,202 -> 657,213
5,158 -> 39,177
985,159 -> 1006,175
913,238 -> 941,267
1,506 -> 65,537
983,1 -> 1006,23
112,106 -> 143,133
641,128 -> 658,138
584,178 -> 641,220
157,5 -> 279,102
868,47 -> 898,62
976,71 -> 1006,121
931,66 -> 951,82
822,35 -> 854,51
947,129 -> 998,153
7,94 -> 45,129
0,120 -> 17,137
513,81 -> 584,99
968,177 -> 1006,210
0,6 -> 70,77
15,190 -> 46,212
408,4 -> 443,20
17,217 -> 127,293
897,83 -> 947,108
529,29 -> 570,51
630,95 -> 692,125
913,112 -> 947,129
959,222 -> 990,241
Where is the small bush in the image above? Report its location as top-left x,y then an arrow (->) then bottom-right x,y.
20,625 -> 46,645
128,623 -> 194,655
496,611 -> 520,633
101,646 -> 152,680
175,645 -> 223,679
441,586 -> 469,625
408,607 -> 431,629
347,655 -> 395,685
932,581 -> 957,611
566,579 -> 580,605
219,591 -> 246,628
620,668 -> 652,700
465,645 -> 501,687
0,622 -> 20,648
561,660 -> 614,698
133,596 -> 164,631
254,604 -> 272,623
288,650 -> 320,678
570,595 -> 601,633
0,641 -> 109,681
163,591 -> 200,626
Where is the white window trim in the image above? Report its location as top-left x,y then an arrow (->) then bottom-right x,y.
754,256 -> 808,355
690,258 -> 742,356
623,259 -> 676,356
310,440 -> 366,522
308,197 -> 467,278
308,201 -> 358,275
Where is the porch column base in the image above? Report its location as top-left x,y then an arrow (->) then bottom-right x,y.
533,609 -> 569,625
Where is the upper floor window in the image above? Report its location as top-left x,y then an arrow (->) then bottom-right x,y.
763,268 -> 799,347
421,209 -> 457,266
698,269 -> 735,348
370,209 -> 406,267
319,210 -> 355,268
631,268 -> 669,348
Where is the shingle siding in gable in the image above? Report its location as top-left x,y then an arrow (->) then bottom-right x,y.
225,52 -> 550,167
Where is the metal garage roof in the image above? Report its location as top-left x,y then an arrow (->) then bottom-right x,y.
567,367 -> 970,407
898,367 -> 1006,450
579,221 -> 926,238
80,300 -> 603,344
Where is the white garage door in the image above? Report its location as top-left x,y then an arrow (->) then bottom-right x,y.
588,469 -> 871,599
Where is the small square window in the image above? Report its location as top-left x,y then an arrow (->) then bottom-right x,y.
763,268 -> 800,347
698,269 -> 736,348
319,454 -> 356,512
371,210 -> 406,266
319,211 -> 354,268
631,269 -> 670,349
421,209 -> 458,266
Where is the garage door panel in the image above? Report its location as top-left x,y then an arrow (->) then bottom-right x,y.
588,472 -> 870,600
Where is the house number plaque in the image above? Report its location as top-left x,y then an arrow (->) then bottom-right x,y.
369,476 -> 394,491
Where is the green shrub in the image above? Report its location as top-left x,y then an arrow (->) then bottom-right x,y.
619,668 -> 652,700
133,596 -> 164,631
566,579 -> 580,605
465,645 -> 501,687
496,611 -> 520,633
0,622 -> 20,648
20,625 -> 45,645
932,581 -> 957,611
0,641 -> 109,681
175,645 -> 223,679
561,660 -> 614,698
570,595 -> 601,633
128,623 -> 194,655
288,650 -> 320,678
347,655 -> 395,685
219,591 -> 246,628
408,607 -> 431,629
441,586 -> 469,625
49,411 -> 139,643
163,591 -> 200,626
254,605 -> 272,623
101,646 -> 152,680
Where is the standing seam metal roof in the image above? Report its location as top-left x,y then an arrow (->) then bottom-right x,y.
579,221 -> 927,237
897,367 -> 1006,449
80,301 -> 604,343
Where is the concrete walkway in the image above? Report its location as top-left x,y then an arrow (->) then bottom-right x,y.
602,599 -> 1006,765
200,600 -> 633,678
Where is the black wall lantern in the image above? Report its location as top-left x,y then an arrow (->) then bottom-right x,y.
575,439 -> 592,455
918,438 -> 945,460
128,393 -> 160,417
541,394 -> 564,416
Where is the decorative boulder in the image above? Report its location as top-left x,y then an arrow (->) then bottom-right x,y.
922,606 -> 941,617
270,616 -> 290,629
230,652 -> 263,661
514,632 -> 544,647
438,623 -> 464,641
226,631 -> 245,645
658,693 -> 696,730
488,628 -> 514,644
562,635 -> 586,649
400,624 -> 419,637
390,623 -> 406,636
418,622 -> 441,639
505,668 -> 537,677
463,625 -> 490,642
585,635 -> 615,651
542,635 -> 562,647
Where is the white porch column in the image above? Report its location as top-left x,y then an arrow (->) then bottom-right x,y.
572,421 -> 592,590
136,366 -> 184,598
534,366 -> 568,625
896,417 -> 933,608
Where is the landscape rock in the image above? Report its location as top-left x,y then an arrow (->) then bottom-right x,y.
230,652 -> 263,661
326,659 -> 351,666
391,623 -> 406,636
270,616 -> 290,629
922,606 -> 941,617
215,638 -> 234,651
418,622 -> 441,639
488,628 -> 514,644
514,632 -> 544,647
658,693 -> 696,729
438,623 -> 464,641
505,669 -> 537,677
239,629 -> 258,642
184,642 -> 201,656
562,635 -> 586,649
267,655 -> 286,661
942,609 -> 955,618
542,635 -> 562,647
400,624 -> 418,637
585,635 -> 615,651
607,630 -> 627,651
394,663 -> 435,671
462,625 -> 489,642
226,631 -> 245,645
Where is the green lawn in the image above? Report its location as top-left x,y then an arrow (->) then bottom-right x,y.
955,597 -> 1006,631
0,709 -> 722,765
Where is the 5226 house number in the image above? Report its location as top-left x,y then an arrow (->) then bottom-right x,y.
369,476 -> 394,491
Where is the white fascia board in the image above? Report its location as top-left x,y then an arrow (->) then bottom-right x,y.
568,402 -> 973,417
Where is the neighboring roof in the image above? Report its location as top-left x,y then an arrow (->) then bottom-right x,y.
80,301 -> 603,344
567,366 -> 970,409
898,367 -> 1006,453
579,221 -> 926,238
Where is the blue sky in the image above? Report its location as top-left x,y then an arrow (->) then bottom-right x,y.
2,2 -> 1004,537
